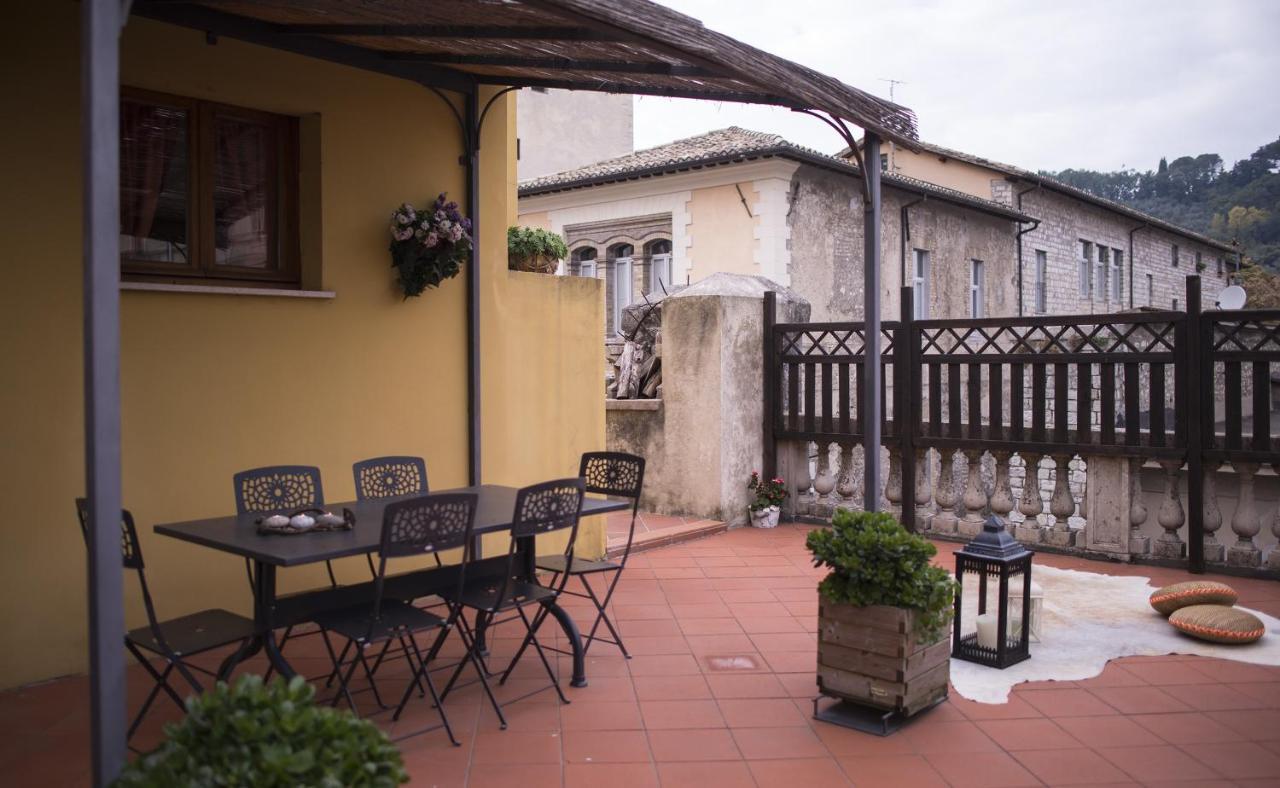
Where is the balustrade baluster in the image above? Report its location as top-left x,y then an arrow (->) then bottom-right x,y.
1227,461 -> 1261,568
914,449 -> 933,532
1016,454 -> 1046,543
932,449 -> 958,535
836,443 -> 856,502
1128,458 -> 1150,555
960,449 -> 988,538
1202,460 -> 1225,563
1153,459 -> 1186,559
1268,462 -> 1280,570
884,447 -> 903,519
1048,454 -> 1077,547
990,452 -> 1015,525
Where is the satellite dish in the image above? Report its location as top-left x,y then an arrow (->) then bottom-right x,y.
1218,285 -> 1247,310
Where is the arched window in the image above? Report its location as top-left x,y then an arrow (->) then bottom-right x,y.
572,246 -> 597,278
606,243 -> 635,336
645,239 -> 673,294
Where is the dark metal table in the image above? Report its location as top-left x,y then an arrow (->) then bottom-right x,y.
155,484 -> 626,687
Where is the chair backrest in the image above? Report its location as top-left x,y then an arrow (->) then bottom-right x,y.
499,478 -> 585,603
353,456 -> 428,501
580,451 -> 645,559
233,465 -> 324,515
370,492 -> 477,625
75,498 -> 171,652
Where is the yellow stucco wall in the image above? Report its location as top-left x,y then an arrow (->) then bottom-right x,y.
0,4 -> 604,689
888,145 -> 1002,200
687,183 -> 758,280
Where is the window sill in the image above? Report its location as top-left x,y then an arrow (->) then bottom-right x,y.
121,282 -> 335,300
606,398 -> 661,411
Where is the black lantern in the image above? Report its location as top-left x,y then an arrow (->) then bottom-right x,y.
952,514 -> 1033,668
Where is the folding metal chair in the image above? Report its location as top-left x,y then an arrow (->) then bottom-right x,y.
74,499 -> 254,744
312,492 -> 478,746
440,478 -> 585,725
535,452 -> 645,657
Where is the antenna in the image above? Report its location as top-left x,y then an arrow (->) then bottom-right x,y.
878,78 -> 908,103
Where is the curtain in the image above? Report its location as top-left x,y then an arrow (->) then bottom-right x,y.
119,100 -> 184,250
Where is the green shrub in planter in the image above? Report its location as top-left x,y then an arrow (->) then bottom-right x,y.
507,226 -> 568,273
116,675 -> 407,788
806,509 -> 955,642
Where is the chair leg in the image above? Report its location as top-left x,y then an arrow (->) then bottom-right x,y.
323,636 -> 353,689
394,628 -> 459,746
517,604 -> 568,705
581,569 -> 628,658
442,613 -> 506,729
328,640 -> 363,713
497,604 -> 552,684
357,647 -> 386,710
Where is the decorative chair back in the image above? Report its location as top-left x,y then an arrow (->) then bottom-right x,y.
498,478 -> 584,603
233,465 -> 324,515
370,492 -> 477,630
579,452 -> 646,562
74,498 -> 171,655
353,456 -> 429,501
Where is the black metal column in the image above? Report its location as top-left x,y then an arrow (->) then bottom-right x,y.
83,0 -> 127,782
762,291 -> 778,483
899,286 -> 915,531
863,133 -> 883,511
1185,275 -> 1204,573
464,87 -> 481,486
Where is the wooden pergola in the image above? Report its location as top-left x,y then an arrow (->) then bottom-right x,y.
82,1 -> 918,782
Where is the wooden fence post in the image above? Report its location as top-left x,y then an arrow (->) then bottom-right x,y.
763,291 -> 778,484
1186,275 -> 1205,573
899,287 -> 916,531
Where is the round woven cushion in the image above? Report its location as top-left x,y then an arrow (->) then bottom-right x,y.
1169,604 -> 1265,644
1149,581 -> 1238,616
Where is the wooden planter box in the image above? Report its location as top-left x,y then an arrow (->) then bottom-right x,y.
817,600 -> 950,716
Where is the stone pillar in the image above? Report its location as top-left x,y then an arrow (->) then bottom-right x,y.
1153,459 -> 1186,559
1016,454 -> 1045,543
1202,460 -> 1225,564
884,447 -> 903,520
1227,461 -> 1262,568
913,449 -> 933,532
1047,455 -> 1077,547
1083,455 -> 1132,556
959,449 -> 987,539
776,439 -> 812,520
1128,459 -> 1151,556
931,449 -> 958,535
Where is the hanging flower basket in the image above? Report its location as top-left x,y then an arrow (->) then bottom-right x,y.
388,194 -> 472,298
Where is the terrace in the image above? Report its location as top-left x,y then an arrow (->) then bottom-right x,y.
5,522 -> 1280,786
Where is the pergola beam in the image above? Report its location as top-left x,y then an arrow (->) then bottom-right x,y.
474,75 -> 797,107
387,52 -> 715,78
273,24 -> 627,41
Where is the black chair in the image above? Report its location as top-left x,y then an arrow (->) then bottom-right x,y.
232,464 -> 336,586
440,478 -> 585,724
353,456 -> 435,572
74,499 -> 254,744
313,492 -> 479,746
535,452 -> 645,658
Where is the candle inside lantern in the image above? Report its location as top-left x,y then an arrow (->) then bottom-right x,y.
976,613 -> 998,650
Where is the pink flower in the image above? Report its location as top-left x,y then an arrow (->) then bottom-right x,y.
400,203 -> 416,221
448,224 -> 464,242
394,227 -> 413,241
424,231 -> 440,248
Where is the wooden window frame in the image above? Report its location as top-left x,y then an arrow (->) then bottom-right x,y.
121,87 -> 300,288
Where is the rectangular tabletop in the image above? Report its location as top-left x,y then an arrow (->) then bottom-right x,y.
154,483 -> 629,567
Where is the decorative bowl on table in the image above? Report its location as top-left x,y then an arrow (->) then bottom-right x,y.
256,507 -> 355,535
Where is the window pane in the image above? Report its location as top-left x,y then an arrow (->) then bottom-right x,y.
120,99 -> 189,265
213,114 -> 274,269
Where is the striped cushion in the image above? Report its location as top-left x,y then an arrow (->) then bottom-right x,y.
1149,581 -> 1238,616
1169,604 -> 1265,644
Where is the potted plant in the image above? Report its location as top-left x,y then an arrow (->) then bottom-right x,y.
508,226 -> 568,274
748,471 -> 787,527
806,510 -> 955,718
388,194 -> 472,298
116,675 -> 408,787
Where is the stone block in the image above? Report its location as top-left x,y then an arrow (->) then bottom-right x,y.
1015,523 -> 1043,544
1227,543 -> 1261,568
1129,534 -> 1151,555
1045,528 -> 1077,548
1152,537 -> 1186,560
1267,547 -> 1280,571
1203,540 -> 1225,564
929,513 -> 957,536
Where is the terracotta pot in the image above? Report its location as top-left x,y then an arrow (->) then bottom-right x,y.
510,252 -> 558,274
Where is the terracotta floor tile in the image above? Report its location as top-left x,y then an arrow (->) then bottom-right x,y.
748,632 -> 817,652
559,701 -> 644,731
1096,744 -> 1220,783
1119,659 -> 1219,686
626,653 -> 702,676
638,699 -> 725,729
1186,658 -> 1280,684
470,730 -> 562,765
1053,715 -> 1166,748
900,719 -> 1001,754
647,728 -> 741,762
759,650 -> 818,673
669,603 -> 733,619
950,693 -> 1044,720
837,754 -> 948,788
1205,708 -> 1280,740
676,617 -> 744,635
977,717 -> 1082,750
748,757 -> 851,787
737,615 -> 807,634
1087,685 -> 1194,715
1159,680 -> 1270,711
631,674 -> 712,701
1132,711 -> 1247,744
684,633 -> 757,655
1010,747 -> 1133,785
564,675 -> 636,702
621,635 -> 690,656
778,671 -> 820,698
813,721 -> 917,757
561,729 -> 652,763
924,751 -> 1042,787
655,760 -> 756,788
466,763 -> 561,788
1073,663 -> 1149,689
705,672 -> 789,699
731,725 -> 830,759
1020,688 -> 1121,717
1180,740 -> 1280,779
617,618 -> 683,637
717,698 -> 810,727
563,762 -> 659,788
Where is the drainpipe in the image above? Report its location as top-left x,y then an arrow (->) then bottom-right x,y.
1015,182 -> 1042,316
1128,223 -> 1148,309
900,195 -> 925,288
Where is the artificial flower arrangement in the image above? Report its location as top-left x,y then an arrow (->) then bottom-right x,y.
748,471 -> 789,512
388,193 -> 472,297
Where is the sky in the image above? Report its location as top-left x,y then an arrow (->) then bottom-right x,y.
632,0 -> 1280,173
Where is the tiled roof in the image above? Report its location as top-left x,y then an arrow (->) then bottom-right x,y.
890,140 -> 1237,253
519,127 -> 1032,221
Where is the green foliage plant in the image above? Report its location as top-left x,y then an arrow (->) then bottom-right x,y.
806,509 -> 956,642
115,675 -> 408,788
507,226 -> 568,272
747,471 -> 788,511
